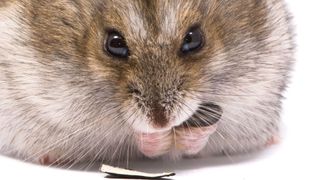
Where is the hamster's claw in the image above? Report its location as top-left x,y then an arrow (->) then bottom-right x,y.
39,153 -> 59,165
38,152 -> 73,166
266,135 -> 280,147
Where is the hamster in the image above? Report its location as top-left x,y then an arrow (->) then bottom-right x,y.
0,0 -> 294,166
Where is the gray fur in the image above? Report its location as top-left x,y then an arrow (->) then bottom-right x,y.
0,0 -> 295,165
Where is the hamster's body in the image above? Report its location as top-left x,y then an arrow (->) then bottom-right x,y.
0,0 -> 294,165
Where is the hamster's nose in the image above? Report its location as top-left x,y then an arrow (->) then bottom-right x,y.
149,102 -> 169,129
147,102 -> 169,130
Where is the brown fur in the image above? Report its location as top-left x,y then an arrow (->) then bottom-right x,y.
0,0 -> 295,165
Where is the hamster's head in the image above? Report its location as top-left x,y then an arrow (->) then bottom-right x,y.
88,1 -> 224,132
24,0 -> 291,136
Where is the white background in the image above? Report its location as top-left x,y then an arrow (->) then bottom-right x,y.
1,1 -> 319,179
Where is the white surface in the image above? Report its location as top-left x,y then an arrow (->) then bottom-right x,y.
1,1 -> 320,180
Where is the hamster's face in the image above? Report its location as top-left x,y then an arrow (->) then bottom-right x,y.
26,0 -> 275,133
91,0 -> 225,132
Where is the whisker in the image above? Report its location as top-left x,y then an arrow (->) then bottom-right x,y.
175,99 -> 208,134
23,119 -> 104,163
109,108 -> 138,165
53,115 -> 126,169
215,131 -> 237,153
67,122 -> 124,170
25,104 -> 124,165
206,137 -> 235,163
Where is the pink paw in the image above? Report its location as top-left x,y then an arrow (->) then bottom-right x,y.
39,153 -> 59,166
176,125 -> 217,155
135,131 -> 172,158
38,152 -> 72,166
266,135 -> 280,147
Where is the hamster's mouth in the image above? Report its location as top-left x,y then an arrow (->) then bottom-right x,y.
134,103 -> 223,158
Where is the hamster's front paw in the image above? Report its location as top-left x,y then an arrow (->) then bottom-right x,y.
135,131 -> 172,158
176,125 -> 217,155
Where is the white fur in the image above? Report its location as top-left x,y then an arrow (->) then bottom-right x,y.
0,3 -> 32,155
127,3 -> 147,39
0,4 -> 132,163
200,0 -> 294,156
0,0 -> 294,164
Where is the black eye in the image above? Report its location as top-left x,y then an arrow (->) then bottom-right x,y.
181,27 -> 204,54
104,31 -> 129,58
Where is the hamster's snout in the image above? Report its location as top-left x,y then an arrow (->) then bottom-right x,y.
127,76 -> 223,134
149,102 -> 169,129
127,81 -> 186,131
